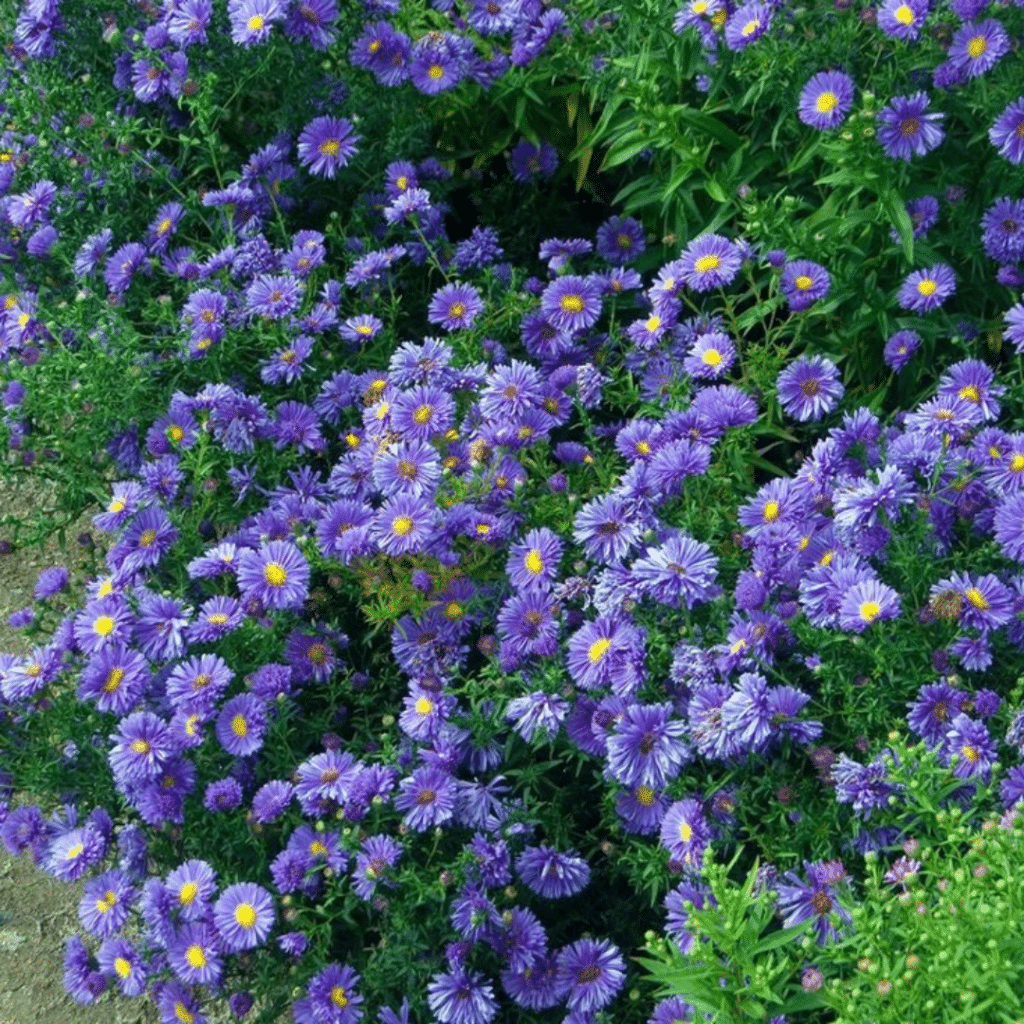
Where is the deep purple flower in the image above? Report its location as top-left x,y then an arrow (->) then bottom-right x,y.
573,493 -> 645,564
541,275 -> 602,334
409,41 -> 463,94
555,938 -> 625,1014
679,234 -> 742,291
907,681 -> 966,746
394,766 -> 457,831
897,264 -> 956,312
883,329 -> 920,371
944,712 -> 997,780
877,0 -> 929,40
427,966 -> 497,1024
215,693 -> 267,756
104,243 -> 148,294
296,116 -> 359,178
776,354 -> 844,421
515,845 -> 590,899
509,139 -> 558,182
724,2 -> 773,49
776,860 -> 854,945
295,963 -> 364,1024
236,540 -> 310,611
798,71 -> 855,130
990,97 -> 1024,166
595,215 -> 646,265
877,93 -> 945,161
948,19 -> 1009,78
169,921 -> 222,985
982,198 -> 1024,263
630,534 -> 720,608
838,579 -> 901,631
780,260 -> 831,310
213,882 -> 275,951
605,702 -> 690,788
659,797 -> 710,865
228,0 -> 283,46
428,283 -> 484,332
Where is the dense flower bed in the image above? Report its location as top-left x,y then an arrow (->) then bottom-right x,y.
0,0 -> 1024,1023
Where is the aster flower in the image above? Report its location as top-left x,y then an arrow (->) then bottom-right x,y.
505,691 -> 569,742
565,612 -> 645,694
659,797 -> 710,865
295,963 -> 364,1024
884,329 -> 921,371
236,540 -> 310,611
573,493 -> 645,564
897,264 -> 956,313
169,921 -> 222,985
907,681 -> 966,746
776,860 -> 854,945
683,331 -> 735,379
630,534 -> 720,608
77,644 -> 149,716
680,234 -> 742,291
515,845 -> 590,899
724,1 -> 773,50
838,579 -> 901,632
297,116 -> 359,179
428,282 -> 484,332
981,198 -> 1024,263
990,97 -> 1024,166
215,693 -> 267,756
246,273 -> 303,319
877,0 -> 929,40
427,966 -> 497,1024
213,882 -> 275,951
228,0 -> 283,45
948,19 -> 1009,78
780,260 -> 831,311
509,139 -> 558,182
506,528 -> 563,592
798,70 -> 855,131
395,766 -> 457,831
944,712 -> 997,780
556,938 -> 625,1014
541,274 -> 602,334
372,493 -> 437,556
877,93 -> 945,161
776,354 -> 844,421
595,215 -> 646,265
606,702 -> 691,788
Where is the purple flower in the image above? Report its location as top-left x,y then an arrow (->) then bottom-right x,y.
776,354 -> 844,421
556,938 -> 625,1013
246,273 -> 303,319
780,260 -> 831,310
409,41 -> 463,94
798,71 -> 855,130
948,19 -> 1009,78
169,921 -> 222,985
724,1 -> 773,50
515,845 -> 590,899
883,329 -> 920,371
990,97 -> 1024,166
573,493 -> 644,564
228,0 -> 283,45
944,713 -> 997,780
595,215 -> 646,265
907,681 -> 966,746
659,797 -> 710,865
838,579 -> 901,631
894,196 -> 940,242
605,702 -> 690,788
981,198 -> 1024,263
776,860 -> 853,946
877,93 -> 945,161
630,534 -> 720,608
877,0 -> 929,40
428,283 -> 484,332
897,264 -> 956,313
506,528 -> 563,592
683,331 -> 735,379
509,139 -> 558,182
104,243 -> 148,294
236,540 -> 310,611
215,693 -> 267,756
427,966 -> 497,1024
394,766 -> 457,831
213,882 -> 275,951
679,234 -> 742,291
296,116 -> 359,178
541,275 -> 602,334
78,870 -> 136,938
505,691 -> 568,742
295,963 -> 364,1024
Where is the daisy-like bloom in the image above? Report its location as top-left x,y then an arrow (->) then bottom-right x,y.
896,264 -> 956,313
724,1 -> 773,50
394,766 -> 457,831
907,681 -> 966,747
1005,302 -> 1024,354
615,782 -> 669,835
505,691 -> 569,742
97,937 -> 147,997
428,282 -> 484,332
605,702 -> 690,788
228,0 -> 283,46
294,963 -> 364,1024
166,0 -> 212,45
595,215 -> 646,265
838,579 -> 901,632
261,335 -> 314,385
212,882 -> 275,951
246,272 -> 303,319
236,540 -> 310,612
937,358 -> 1004,421
990,96 -> 1024,166
506,528 -> 563,592
496,591 -> 560,667
541,274 -> 602,334
163,654 -> 233,717
515,845 -> 590,899
108,711 -> 172,787
215,693 -> 267,756
679,233 -> 742,291
659,797 -> 710,865
509,139 -> 559,182
981,197 -> 1024,263
876,0 -> 929,41
892,195 -> 940,243
104,242 -> 148,294
565,612 -> 645,694
630,534 -> 720,609
297,116 -> 359,179
948,19 -> 1009,78
556,938 -> 625,1014
573,493 -> 645,564
409,42 -> 463,95
776,860 -> 854,946
931,571 -> 1014,630
352,833 -> 403,901
798,70 -> 855,131
339,314 -> 383,345
78,870 -> 136,938
883,329 -> 921,371
683,331 -> 735,379
944,712 -> 997,781
372,493 -> 436,556
77,645 -> 149,716
373,438 -> 441,499
169,921 -> 222,985
993,493 -> 1024,562
776,354 -> 844,422
780,260 -> 831,311
877,93 -> 945,161
427,966 -> 497,1024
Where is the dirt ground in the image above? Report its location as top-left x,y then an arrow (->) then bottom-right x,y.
0,477 -> 162,1024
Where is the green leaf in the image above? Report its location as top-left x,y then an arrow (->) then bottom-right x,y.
672,106 -> 744,151
599,131 -> 654,172
879,188 -> 914,264
778,991 -> 829,1015
749,916 -> 816,958
704,178 -> 728,203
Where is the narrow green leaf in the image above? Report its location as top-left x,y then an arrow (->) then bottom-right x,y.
672,106 -> 744,151
879,188 -> 914,264
704,178 -> 728,203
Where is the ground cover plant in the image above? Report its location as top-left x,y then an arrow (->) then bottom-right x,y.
1,0 -> 1024,1023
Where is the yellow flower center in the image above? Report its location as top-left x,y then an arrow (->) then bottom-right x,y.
130,739 -> 150,756
428,64 -> 444,80
559,294 -> 585,313
139,528 -> 158,548
413,405 -> 433,424
763,500 -> 780,522
415,696 -> 434,715
392,515 -> 414,536
961,744 -> 979,764
66,842 -> 85,861
702,348 -> 722,365
114,957 -> 132,978
958,384 -> 980,402
179,882 -> 198,904
524,549 -> 544,575
158,218 -> 173,235
246,13 -> 265,31
859,601 -> 881,622
646,316 -> 661,332
263,562 -> 287,587
679,821 -> 693,842
94,615 -> 116,636
1011,454 -> 1024,473
310,840 -> 328,856
966,35 -> 986,58
794,275 -> 813,291
231,714 -> 248,737
694,254 -> 721,273
917,279 -> 937,296
185,944 -> 206,969
332,987 -> 349,1009
588,637 -> 612,663
741,17 -> 760,36
174,1003 -> 195,1024
319,139 -> 340,157
104,668 -> 125,693
636,785 -> 655,807
449,302 -> 466,318
816,92 -> 838,113
965,587 -> 989,610
234,903 -> 257,929
894,4 -> 913,23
